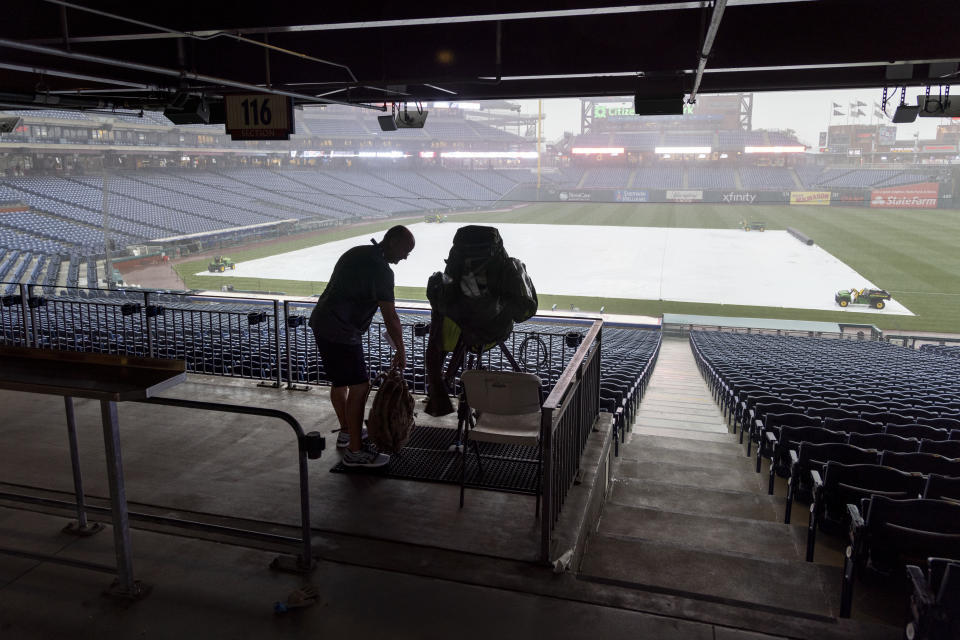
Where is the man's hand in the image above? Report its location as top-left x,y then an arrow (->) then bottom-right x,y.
379,300 -> 406,371
392,346 -> 406,371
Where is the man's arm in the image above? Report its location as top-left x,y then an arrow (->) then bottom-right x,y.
379,300 -> 406,370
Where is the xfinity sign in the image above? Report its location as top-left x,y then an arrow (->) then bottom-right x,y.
721,192 -> 758,204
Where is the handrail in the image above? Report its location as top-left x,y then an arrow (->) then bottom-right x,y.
542,319 -> 602,410
539,318 -> 602,563
141,396 -> 320,572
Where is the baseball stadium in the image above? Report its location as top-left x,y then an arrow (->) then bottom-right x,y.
1,3 -> 959,640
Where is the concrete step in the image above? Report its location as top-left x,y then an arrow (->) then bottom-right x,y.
609,477 -> 786,523
619,442 -> 756,473
634,412 -> 726,426
623,432 -> 742,456
641,401 -> 718,412
598,503 -> 806,562
637,402 -> 723,422
632,416 -> 729,433
617,457 -> 767,494
580,534 -> 836,619
631,425 -> 737,444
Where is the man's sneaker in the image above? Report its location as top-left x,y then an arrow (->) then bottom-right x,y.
342,444 -> 390,468
336,427 -> 369,449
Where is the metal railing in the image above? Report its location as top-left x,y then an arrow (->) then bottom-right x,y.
664,321 -> 882,341
0,283 -> 586,394
885,334 -> 960,350
539,319 -> 602,562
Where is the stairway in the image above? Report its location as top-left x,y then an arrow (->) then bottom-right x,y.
789,167 -> 804,189
579,337 -> 849,622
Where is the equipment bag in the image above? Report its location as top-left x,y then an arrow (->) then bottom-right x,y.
366,367 -> 415,453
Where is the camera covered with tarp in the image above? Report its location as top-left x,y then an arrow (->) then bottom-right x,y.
424,225 -> 538,416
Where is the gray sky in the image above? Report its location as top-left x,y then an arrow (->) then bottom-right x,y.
516,88 -> 945,146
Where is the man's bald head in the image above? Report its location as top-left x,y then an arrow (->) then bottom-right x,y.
382,225 -> 415,264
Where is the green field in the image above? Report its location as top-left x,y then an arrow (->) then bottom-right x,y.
174,203 -> 960,334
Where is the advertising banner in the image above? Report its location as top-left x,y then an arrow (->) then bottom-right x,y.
615,190 -> 649,203
869,182 -> 939,209
829,191 -> 869,206
558,190 -> 594,202
790,191 -> 831,205
720,191 -> 759,204
0,202 -> 29,213
666,190 -> 704,202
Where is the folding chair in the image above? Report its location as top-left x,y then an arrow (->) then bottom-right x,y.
459,370 -> 543,514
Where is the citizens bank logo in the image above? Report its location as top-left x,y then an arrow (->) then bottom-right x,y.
721,192 -> 757,203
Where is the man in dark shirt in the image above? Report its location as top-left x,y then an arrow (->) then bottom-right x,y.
310,225 -> 415,467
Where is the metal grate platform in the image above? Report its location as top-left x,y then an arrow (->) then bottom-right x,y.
330,426 -> 539,494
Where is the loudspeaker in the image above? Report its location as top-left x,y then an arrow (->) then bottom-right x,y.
378,115 -> 398,131
164,97 -> 210,125
395,110 -> 428,128
892,104 -> 919,123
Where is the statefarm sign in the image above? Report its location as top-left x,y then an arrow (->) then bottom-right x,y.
870,182 -> 939,209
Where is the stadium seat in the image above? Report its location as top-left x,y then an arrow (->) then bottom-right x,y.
905,557 -> 960,640
784,442 -> 879,524
879,451 -> 960,477
807,462 -> 925,562
843,497 -> 960,617
886,424 -> 951,441
918,439 -> 960,458
848,432 -> 920,453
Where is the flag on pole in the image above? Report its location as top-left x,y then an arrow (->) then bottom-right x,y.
855,100 -> 867,107
832,102 -> 842,108
856,109 -> 866,118
833,110 -> 844,116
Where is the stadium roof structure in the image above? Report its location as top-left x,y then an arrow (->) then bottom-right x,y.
0,1 -> 958,115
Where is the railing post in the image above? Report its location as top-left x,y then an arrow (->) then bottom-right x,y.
284,300 -> 293,389
27,283 -> 39,348
19,283 -> 31,348
274,299 -> 282,389
596,324 -> 602,420
540,406 -> 553,563
144,290 -> 154,359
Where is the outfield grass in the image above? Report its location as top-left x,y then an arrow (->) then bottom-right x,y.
175,203 -> 960,333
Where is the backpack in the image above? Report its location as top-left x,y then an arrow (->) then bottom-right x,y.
366,367 -> 415,453
427,225 -> 537,347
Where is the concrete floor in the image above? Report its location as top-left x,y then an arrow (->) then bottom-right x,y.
0,352 -> 901,639
0,376 -> 540,562
0,507 -> 788,640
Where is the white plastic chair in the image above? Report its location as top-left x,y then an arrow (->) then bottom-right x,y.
459,370 -> 543,514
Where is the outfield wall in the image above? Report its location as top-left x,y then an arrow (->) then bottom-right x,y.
516,183 -> 955,209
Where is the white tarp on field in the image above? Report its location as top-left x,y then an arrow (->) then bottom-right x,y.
196,223 -> 913,315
